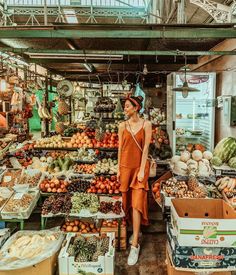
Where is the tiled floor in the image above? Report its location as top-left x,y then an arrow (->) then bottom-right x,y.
115,233 -> 167,275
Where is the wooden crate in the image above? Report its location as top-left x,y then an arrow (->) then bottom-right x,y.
101,226 -> 127,250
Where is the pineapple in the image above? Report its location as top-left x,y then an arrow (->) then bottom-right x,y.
75,254 -> 88,263
193,186 -> 207,198
187,170 -> 199,191
67,244 -> 75,256
95,127 -> 104,142
55,122 -> 65,134
58,98 -> 69,115
87,235 -> 98,246
92,250 -> 103,262
100,236 -> 109,254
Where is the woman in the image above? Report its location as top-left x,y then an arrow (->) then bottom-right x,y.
117,95 -> 152,265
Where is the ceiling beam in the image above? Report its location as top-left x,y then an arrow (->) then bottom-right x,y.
1,48 -> 236,56
0,26 -> 236,38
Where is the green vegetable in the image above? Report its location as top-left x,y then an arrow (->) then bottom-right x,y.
228,157 -> 236,169
211,156 -> 223,167
213,137 -> 236,163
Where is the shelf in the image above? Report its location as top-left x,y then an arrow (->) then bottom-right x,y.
176,135 -> 202,139
33,147 -> 118,152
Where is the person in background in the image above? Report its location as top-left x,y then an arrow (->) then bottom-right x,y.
117,95 -> 152,265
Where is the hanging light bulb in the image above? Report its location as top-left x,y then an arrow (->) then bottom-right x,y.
143,64 -> 148,75
0,79 -> 7,92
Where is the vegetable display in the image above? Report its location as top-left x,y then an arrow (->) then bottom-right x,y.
42,194 -> 72,215
213,137 -> 236,166
71,193 -> 100,214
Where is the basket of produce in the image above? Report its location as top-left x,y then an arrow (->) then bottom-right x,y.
40,176 -> 70,194
17,169 -> 43,190
1,190 -> 40,219
61,218 -> 99,234
98,196 -> 124,219
0,188 -> 14,215
88,175 -> 120,195
0,169 -> 23,189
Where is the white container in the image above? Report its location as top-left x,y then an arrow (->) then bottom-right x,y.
0,228 -> 10,248
58,232 -> 115,275
171,198 -> 236,247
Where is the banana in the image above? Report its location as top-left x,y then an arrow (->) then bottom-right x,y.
45,108 -> 52,119
218,177 -> 230,191
42,107 -> 51,119
38,106 -> 44,119
229,178 -> 236,191
215,178 -> 222,187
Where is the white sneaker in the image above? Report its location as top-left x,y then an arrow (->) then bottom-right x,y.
128,245 -> 140,266
129,232 -> 142,245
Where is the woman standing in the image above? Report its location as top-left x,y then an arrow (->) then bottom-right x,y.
117,95 -> 152,265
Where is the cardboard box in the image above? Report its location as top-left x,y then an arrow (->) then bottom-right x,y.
167,223 -> 236,270
171,199 -> 236,247
166,249 -> 231,275
59,232 -> 115,275
0,252 -> 58,275
0,228 -> 10,248
100,225 -> 127,250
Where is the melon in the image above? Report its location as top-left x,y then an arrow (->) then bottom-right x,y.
211,156 -> 223,167
213,137 -> 236,163
228,157 -> 236,169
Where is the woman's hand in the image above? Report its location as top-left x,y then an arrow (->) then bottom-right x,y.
137,170 -> 144,182
117,170 -> 120,182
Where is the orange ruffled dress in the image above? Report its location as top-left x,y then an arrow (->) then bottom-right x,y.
119,122 -> 149,225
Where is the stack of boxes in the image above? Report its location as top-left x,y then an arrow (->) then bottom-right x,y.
167,198 -> 236,275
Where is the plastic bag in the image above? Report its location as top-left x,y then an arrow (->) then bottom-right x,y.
0,227 -> 64,270
134,83 -> 145,113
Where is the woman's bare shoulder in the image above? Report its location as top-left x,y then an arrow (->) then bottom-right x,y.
119,121 -> 126,129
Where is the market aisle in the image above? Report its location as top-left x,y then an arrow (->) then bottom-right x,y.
115,233 -> 167,275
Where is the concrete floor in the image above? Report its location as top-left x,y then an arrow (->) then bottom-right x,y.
115,233 -> 167,275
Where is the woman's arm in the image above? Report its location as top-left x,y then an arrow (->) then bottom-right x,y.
138,120 -> 152,181
117,122 -> 125,181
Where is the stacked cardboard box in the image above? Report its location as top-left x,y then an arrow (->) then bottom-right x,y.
59,232 -> 115,275
167,198 -> 236,274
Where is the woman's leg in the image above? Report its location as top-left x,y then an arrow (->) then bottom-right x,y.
132,207 -> 141,247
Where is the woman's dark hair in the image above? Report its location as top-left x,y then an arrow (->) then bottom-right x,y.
126,96 -> 143,111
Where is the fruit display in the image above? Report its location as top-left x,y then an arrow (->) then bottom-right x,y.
150,127 -> 172,160
171,150 -> 213,177
212,137 -> 236,168
88,176 -> 120,195
0,140 -> 11,151
215,177 -> 236,196
46,151 -> 70,160
74,164 -> 96,174
63,127 -> 78,137
47,157 -> 73,173
18,170 -> 42,187
94,97 -> 115,113
149,108 -> 166,125
160,176 -> 207,199
66,234 -> 110,262
61,219 -> 99,233
95,132 -> 118,148
70,148 -> 97,162
152,181 -> 161,201
102,219 -> 126,228
186,143 -> 206,153
113,112 -> 125,120
40,177 -> 69,193
71,193 -> 100,214
67,177 -> 91,193
34,135 -> 66,148
105,123 -> 118,133
42,194 -> 72,215
86,119 -> 97,130
0,169 -> 22,188
66,132 -> 94,149
2,192 -> 37,214
0,189 -> 13,210
99,201 -> 122,215
58,98 -> 69,115
93,159 -> 118,175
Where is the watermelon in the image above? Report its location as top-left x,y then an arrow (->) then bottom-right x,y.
228,157 -> 236,169
211,156 -> 223,167
213,137 -> 236,163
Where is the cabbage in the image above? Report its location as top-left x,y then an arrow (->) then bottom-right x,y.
180,151 -> 191,162
192,150 -> 203,161
203,151 -> 213,161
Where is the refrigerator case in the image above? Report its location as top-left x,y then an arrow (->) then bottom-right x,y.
167,72 -> 216,155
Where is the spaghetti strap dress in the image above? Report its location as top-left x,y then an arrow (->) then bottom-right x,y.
119,121 -> 150,226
